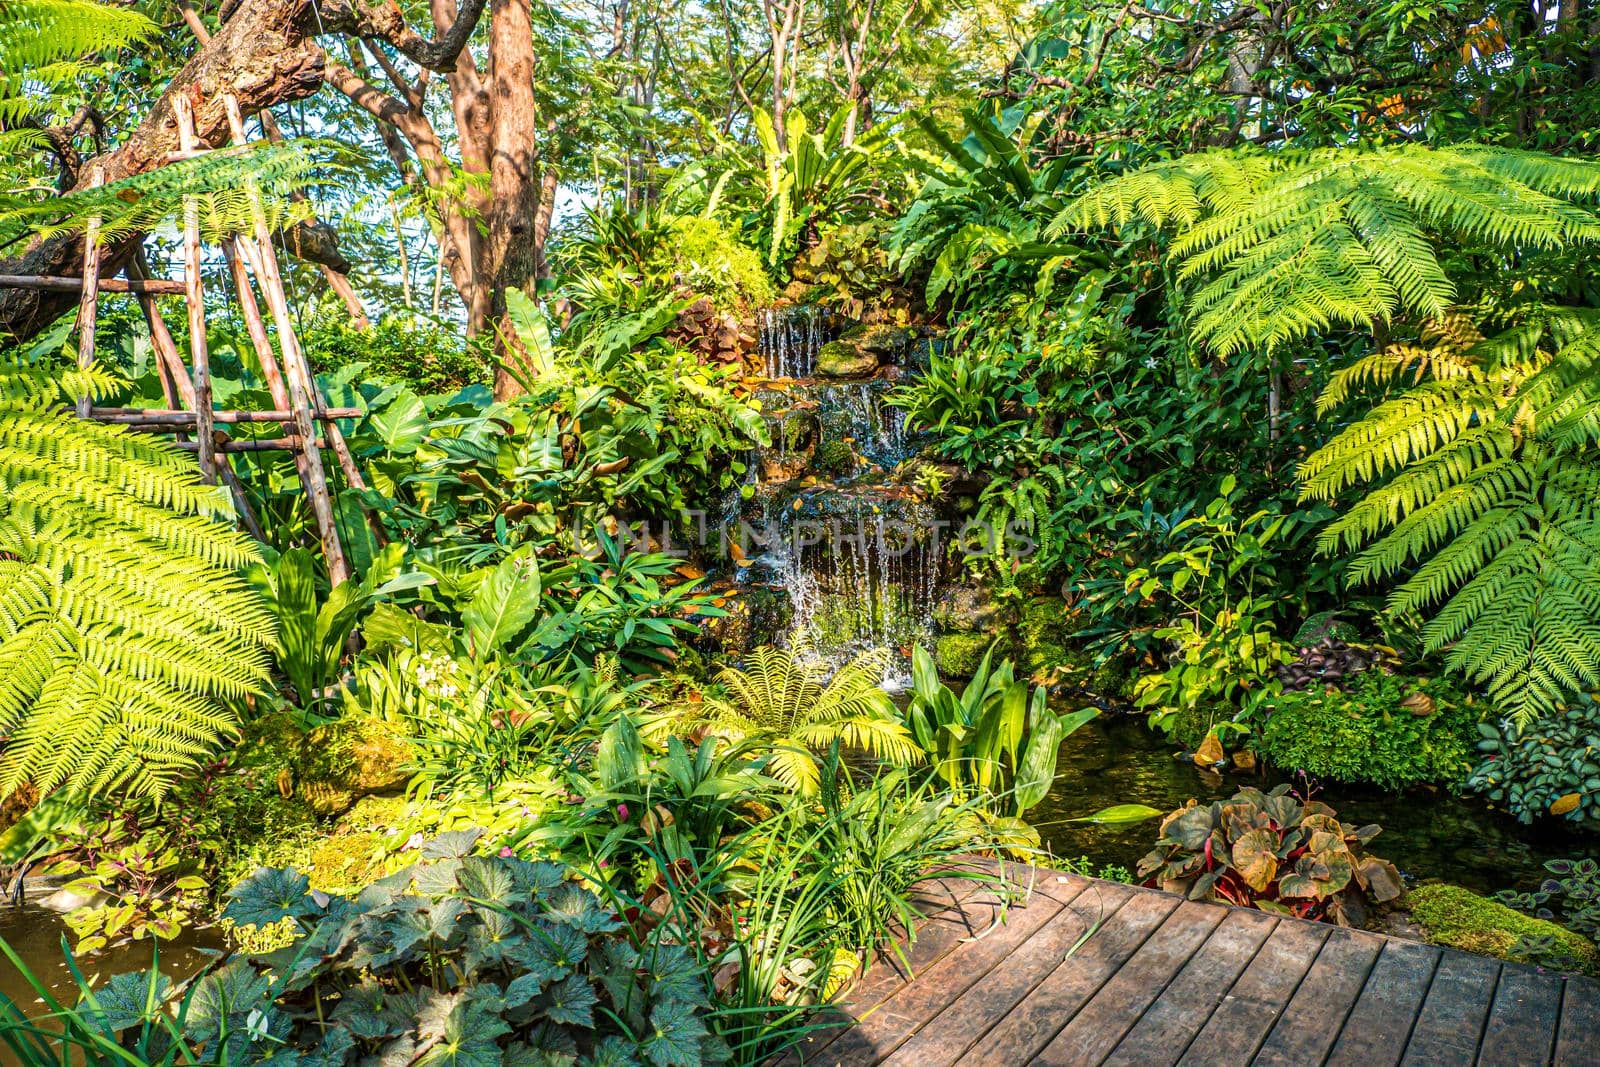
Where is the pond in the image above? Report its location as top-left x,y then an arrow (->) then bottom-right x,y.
1031,714 -> 1594,897
0,900 -> 220,1035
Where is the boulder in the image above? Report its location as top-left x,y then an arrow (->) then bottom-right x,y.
816,338 -> 878,378
296,716 -> 414,818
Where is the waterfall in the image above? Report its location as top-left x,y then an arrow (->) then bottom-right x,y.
758,305 -> 832,379
734,307 -> 939,687
836,381 -> 909,467
747,493 -> 941,687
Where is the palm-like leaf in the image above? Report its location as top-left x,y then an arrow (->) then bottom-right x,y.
675,645 -> 916,794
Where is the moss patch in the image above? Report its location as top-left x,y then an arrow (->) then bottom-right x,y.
307,831 -> 387,895
934,632 -> 996,678
1409,883 -> 1599,975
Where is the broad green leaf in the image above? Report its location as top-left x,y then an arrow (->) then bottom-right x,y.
1066,803 -> 1166,826
462,546 -> 542,657
370,389 -> 428,454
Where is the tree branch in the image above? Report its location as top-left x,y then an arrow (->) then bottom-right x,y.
320,0 -> 486,72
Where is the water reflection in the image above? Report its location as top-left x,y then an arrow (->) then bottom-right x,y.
1031,715 -> 1591,896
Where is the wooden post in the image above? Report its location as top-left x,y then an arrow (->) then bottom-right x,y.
74,167 -> 104,417
172,96 -> 216,483
130,271 -> 268,542
129,252 -> 197,410
221,98 -> 369,495
221,95 -> 350,584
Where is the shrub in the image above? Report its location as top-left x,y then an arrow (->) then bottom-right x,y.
303,315 -> 490,394
1256,671 -> 1480,790
668,216 -> 775,310
1137,785 -> 1402,925
1465,696 -> 1600,831
1409,883 -> 1599,975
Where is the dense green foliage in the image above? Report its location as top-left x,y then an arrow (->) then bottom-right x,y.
11,0 -> 1600,1045
1256,672 -> 1480,790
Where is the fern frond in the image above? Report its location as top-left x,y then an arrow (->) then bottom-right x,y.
0,374 -> 271,801
674,645 -> 901,794
0,143 -> 318,249
1301,315 -> 1600,724
0,0 -> 152,76
1057,145 -> 1600,355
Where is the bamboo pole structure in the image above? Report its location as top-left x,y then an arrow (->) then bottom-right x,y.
89,407 -> 362,425
129,253 -> 197,409
0,97 -> 381,565
220,95 -> 350,584
173,438 -> 325,453
0,275 -> 186,294
74,167 -> 104,418
222,97 -> 370,496
172,97 -> 216,483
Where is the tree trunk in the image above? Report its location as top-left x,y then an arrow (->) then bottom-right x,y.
484,0 -> 544,398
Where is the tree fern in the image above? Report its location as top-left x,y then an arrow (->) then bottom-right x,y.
0,0 -> 153,124
1054,145 -> 1600,356
1300,313 -> 1600,723
0,144 -> 318,247
0,358 -> 272,800
660,644 -> 919,794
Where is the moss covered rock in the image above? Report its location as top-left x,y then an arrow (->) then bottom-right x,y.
1409,883 -> 1599,975
935,632 -> 995,678
1020,598 -> 1075,676
932,585 -> 1003,635
816,339 -> 877,378
848,323 -> 916,356
296,716 -> 414,818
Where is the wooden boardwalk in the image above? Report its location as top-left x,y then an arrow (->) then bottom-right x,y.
788,864 -> 1600,1066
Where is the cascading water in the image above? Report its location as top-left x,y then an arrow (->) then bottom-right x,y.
734,309 -> 940,686
758,305 -> 833,379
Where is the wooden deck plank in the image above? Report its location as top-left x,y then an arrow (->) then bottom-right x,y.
816,890 -> 1069,1065
878,879 -> 1124,1067
790,862 -> 1595,1067
1173,912 -> 1331,1066
1324,939 -> 1443,1067
1251,928 -> 1384,1065
951,888 -> 1183,1066
1399,950 -> 1501,1065
1478,965 -> 1565,1066
1555,976 -> 1600,1067
1034,899 -> 1228,1066
1102,909 -> 1281,1067
783,881 -> 1008,1065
